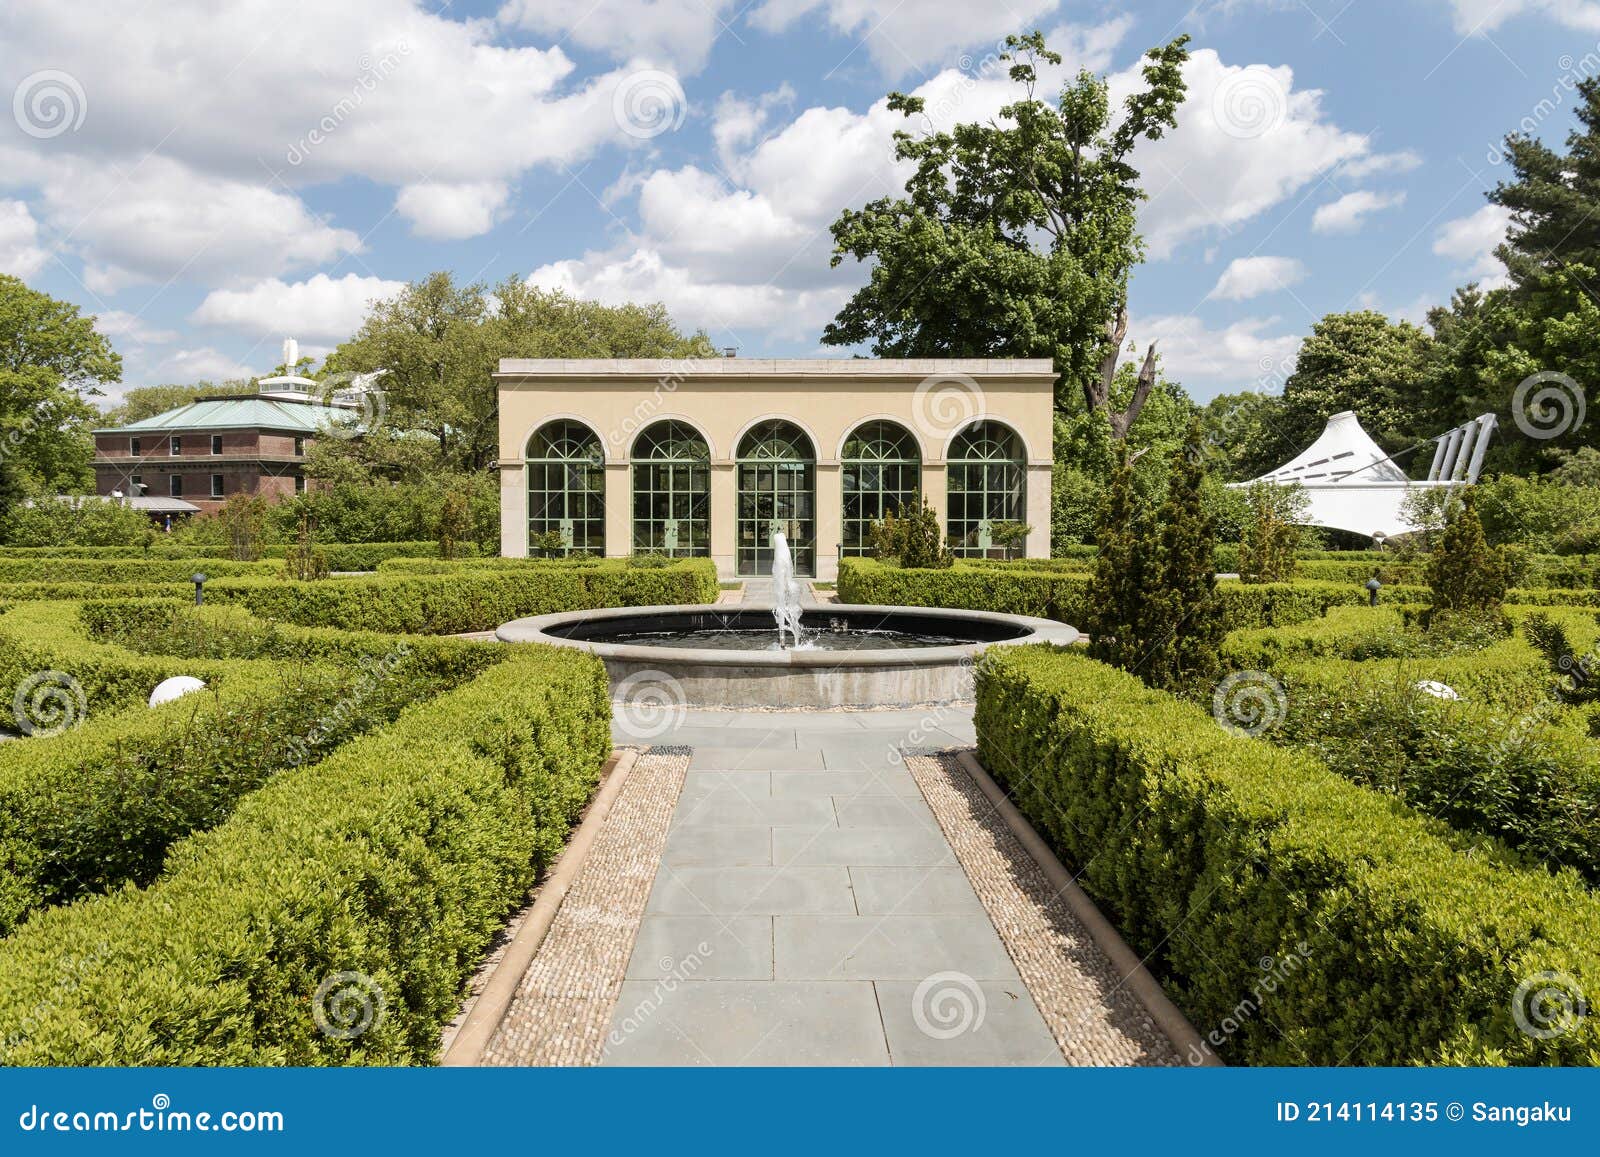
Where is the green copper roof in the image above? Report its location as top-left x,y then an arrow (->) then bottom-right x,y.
95,396 -> 344,436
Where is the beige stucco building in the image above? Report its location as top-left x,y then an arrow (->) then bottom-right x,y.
496,358 -> 1055,581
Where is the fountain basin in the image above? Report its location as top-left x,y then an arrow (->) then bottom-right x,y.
496,604 -> 1079,709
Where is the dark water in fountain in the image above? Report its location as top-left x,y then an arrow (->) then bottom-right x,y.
599,627 -> 966,651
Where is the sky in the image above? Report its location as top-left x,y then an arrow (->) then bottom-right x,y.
1,0 -> 1596,404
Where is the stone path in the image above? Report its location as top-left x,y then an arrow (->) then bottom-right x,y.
478,705 -> 1182,1066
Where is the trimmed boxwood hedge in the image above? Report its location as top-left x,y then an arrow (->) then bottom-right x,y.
837,558 -> 1389,630
0,541 -> 478,569
0,558 -> 280,584
975,645 -> 1600,1065
0,644 -> 610,1065
202,559 -> 719,633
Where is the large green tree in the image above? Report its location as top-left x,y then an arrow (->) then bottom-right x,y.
1267,311 -> 1433,467
822,31 -> 1190,434
0,276 -> 120,506
327,273 -> 712,473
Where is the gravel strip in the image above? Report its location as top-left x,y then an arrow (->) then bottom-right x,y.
480,746 -> 691,1066
901,752 -> 1180,1066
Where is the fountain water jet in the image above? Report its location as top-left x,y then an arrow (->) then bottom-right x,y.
770,530 -> 805,647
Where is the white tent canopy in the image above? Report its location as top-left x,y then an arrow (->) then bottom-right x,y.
1234,410 -> 1496,540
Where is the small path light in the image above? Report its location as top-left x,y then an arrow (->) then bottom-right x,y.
192,572 -> 208,606
1366,571 -> 1382,606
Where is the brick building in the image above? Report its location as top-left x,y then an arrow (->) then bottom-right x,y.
93,395 -> 330,516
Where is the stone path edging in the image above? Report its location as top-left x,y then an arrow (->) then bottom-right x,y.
440,747 -> 640,1066
951,749 -> 1217,1066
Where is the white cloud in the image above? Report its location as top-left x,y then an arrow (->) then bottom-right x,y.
1433,203 -> 1513,286
158,347 -> 258,382
749,0 -> 1078,77
1129,51 -> 1382,257
394,182 -> 513,240
93,311 -> 178,345
0,200 -> 48,279
192,273 -> 407,342
1446,0 -> 1600,32
497,0 -> 739,73
1311,189 -> 1406,234
1208,255 -> 1308,300
0,0 -> 667,289
1135,314 -> 1303,396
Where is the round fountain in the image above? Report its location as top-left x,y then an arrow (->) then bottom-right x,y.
496,532 -> 1078,709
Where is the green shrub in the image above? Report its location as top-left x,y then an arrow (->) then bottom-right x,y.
1428,492 -> 1511,614
200,560 -> 719,633
0,558 -> 278,584
974,645 -> 1600,1065
870,496 -> 952,569
0,646 -> 610,1065
0,541 -> 478,569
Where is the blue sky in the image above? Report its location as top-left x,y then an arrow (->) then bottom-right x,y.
1,0 -> 1596,402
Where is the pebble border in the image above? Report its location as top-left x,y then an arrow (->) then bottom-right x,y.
480,746 -> 691,1066
902,751 -> 1180,1066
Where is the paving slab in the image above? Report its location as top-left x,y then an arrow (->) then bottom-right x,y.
772,824 -> 954,867
774,914 -> 1021,981
849,866 -> 987,915
625,916 -> 772,981
602,981 -> 890,1066
771,769 -> 922,798
689,747 -> 828,771
646,866 -> 857,916
834,794 -> 939,829
673,794 -> 838,829
877,980 -> 1065,1067
660,825 -> 772,867
679,770 -> 772,800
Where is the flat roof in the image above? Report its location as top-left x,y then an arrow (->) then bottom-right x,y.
496,357 -> 1057,380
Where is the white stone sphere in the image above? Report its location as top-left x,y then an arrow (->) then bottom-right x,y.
1414,680 -> 1459,701
149,676 -> 207,707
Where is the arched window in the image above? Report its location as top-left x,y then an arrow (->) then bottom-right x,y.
841,420 -> 921,557
526,420 -> 605,556
946,421 -> 1025,558
736,420 -> 816,575
631,420 -> 710,557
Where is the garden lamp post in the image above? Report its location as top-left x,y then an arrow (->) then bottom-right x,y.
1366,572 -> 1381,607
192,572 -> 208,606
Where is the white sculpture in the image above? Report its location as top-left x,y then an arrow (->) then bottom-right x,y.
149,676 -> 206,707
